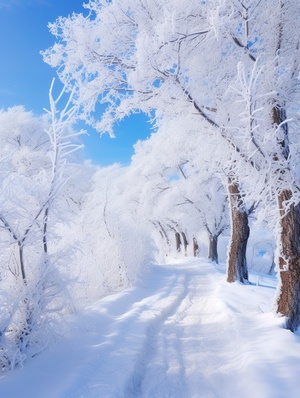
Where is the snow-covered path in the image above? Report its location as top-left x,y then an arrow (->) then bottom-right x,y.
1,259 -> 300,397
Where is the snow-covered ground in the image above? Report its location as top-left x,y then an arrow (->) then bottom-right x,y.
0,258 -> 299,398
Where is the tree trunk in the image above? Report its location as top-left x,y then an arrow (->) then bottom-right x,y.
226,178 -> 249,283
193,237 -> 199,257
208,234 -> 218,264
175,232 -> 181,252
271,103 -> 300,330
18,241 -> 27,285
276,189 -> 300,331
181,232 -> 188,256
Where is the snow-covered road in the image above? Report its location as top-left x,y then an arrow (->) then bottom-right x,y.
1,258 -> 300,397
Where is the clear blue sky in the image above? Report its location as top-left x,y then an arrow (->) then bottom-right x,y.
0,0 -> 151,165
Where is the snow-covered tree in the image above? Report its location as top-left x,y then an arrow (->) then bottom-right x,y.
210,0 -> 300,329
62,162 -> 154,306
43,0 -> 300,330
42,0 -> 252,283
0,83 -> 85,370
129,117 -> 230,262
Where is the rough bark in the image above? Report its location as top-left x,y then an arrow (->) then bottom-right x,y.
226,178 -> 249,283
208,234 -> 219,264
276,190 -> 300,331
271,102 -> 300,330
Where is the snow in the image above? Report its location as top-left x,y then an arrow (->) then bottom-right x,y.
1,258 -> 300,398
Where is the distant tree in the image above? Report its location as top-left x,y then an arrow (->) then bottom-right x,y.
182,177 -> 229,264
130,123 -> 230,262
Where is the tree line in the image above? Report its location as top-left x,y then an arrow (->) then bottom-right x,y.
43,0 -> 300,331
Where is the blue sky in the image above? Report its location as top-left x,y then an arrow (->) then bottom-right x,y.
0,0 -> 151,165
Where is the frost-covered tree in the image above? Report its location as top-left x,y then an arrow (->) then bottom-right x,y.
210,0 -> 300,330
0,83 -> 84,370
42,0 -> 252,284
43,0 -> 300,330
64,162 -> 154,305
129,118 -> 230,262
180,176 -> 229,264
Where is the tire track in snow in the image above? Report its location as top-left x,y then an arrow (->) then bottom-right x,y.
138,268 -> 200,398
62,262 -> 240,398
55,262 -> 241,398
123,268 -> 190,397
58,266 -> 191,398
135,263 -> 236,398
174,268 -> 239,398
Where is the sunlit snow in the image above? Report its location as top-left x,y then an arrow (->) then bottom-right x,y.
1,258 -> 299,398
